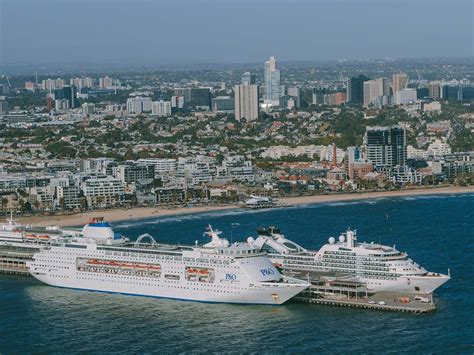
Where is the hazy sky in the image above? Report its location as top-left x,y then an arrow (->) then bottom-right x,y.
1,0 -> 473,66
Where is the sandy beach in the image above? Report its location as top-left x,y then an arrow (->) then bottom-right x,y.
18,185 -> 473,227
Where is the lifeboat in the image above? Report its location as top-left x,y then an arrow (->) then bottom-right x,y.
25,234 -> 50,240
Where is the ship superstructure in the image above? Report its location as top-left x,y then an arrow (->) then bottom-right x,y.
27,219 -> 309,305
250,227 -> 450,295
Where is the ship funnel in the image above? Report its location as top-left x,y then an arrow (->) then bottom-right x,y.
346,230 -> 355,247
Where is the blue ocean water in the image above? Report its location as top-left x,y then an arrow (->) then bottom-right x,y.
1,194 -> 473,353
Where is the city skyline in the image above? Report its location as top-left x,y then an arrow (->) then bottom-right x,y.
1,0 -> 472,68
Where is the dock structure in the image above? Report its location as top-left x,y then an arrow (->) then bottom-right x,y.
293,275 -> 436,313
0,244 -> 37,275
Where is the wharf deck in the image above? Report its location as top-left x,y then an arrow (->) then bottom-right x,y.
295,290 -> 436,313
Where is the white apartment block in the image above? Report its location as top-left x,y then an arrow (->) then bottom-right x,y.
28,186 -> 55,209
363,78 -> 389,108
427,139 -> 451,157
235,84 -> 259,121
261,145 -> 344,163
222,156 -> 255,182
136,159 -> 177,177
70,77 -> 94,88
394,89 -> 417,105
151,100 -> 172,116
42,78 -> 65,91
80,158 -> 116,174
176,156 -> 217,186
56,185 -> 80,209
407,145 -> 429,159
83,177 -> 124,208
82,103 -> 96,115
99,76 -> 113,89
105,104 -> 125,112
127,96 -> 152,114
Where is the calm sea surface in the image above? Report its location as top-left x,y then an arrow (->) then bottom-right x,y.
1,193 -> 473,353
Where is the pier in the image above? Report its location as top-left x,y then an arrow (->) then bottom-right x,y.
293,276 -> 436,313
0,244 -> 37,276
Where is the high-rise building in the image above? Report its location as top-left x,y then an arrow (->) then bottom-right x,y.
287,87 -> 302,108
151,100 -> 172,116
47,96 -> 54,112
394,89 -> 417,105
264,56 -> 283,106
54,85 -> 78,108
312,87 -> 327,105
325,92 -> 347,106
416,87 -> 430,99
171,95 -> 185,110
392,73 -> 409,94
70,77 -> 94,89
212,96 -> 235,112
82,103 -> 96,115
347,75 -> 370,104
174,88 -> 192,103
235,84 -> 259,122
241,72 -> 256,85
442,85 -> 462,101
363,78 -> 389,108
126,96 -> 152,114
0,100 -> 8,114
428,81 -> 441,100
364,126 -> 407,168
42,78 -> 64,91
99,76 -> 113,89
190,88 -> 211,110
55,99 -> 70,111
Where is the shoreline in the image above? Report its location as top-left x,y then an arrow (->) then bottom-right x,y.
18,185 -> 474,227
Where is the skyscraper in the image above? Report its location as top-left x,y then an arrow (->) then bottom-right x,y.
392,73 -> 408,94
151,100 -> 172,116
428,81 -> 441,100
241,72 -> 256,85
264,56 -> 283,106
364,126 -> 406,168
363,78 -> 389,108
190,88 -> 211,110
99,76 -> 113,89
347,75 -> 370,104
235,84 -> 259,122
287,87 -> 302,108
54,85 -> 77,108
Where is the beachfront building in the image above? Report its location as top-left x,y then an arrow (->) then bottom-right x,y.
221,155 -> 255,182
364,126 -> 407,168
136,159 -> 177,178
112,163 -> 155,184
56,185 -> 81,210
176,156 -> 217,186
83,177 -> 125,209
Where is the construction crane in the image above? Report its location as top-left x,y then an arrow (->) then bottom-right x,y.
1,74 -> 12,88
416,69 -> 421,81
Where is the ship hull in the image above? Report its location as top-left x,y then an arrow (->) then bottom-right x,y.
365,274 -> 450,295
29,269 -> 306,305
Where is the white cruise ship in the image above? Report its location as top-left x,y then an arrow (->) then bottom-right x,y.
250,227 -> 450,295
27,218 -> 309,305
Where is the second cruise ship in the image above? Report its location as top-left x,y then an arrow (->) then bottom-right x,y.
27,218 -> 309,305
250,227 -> 450,295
